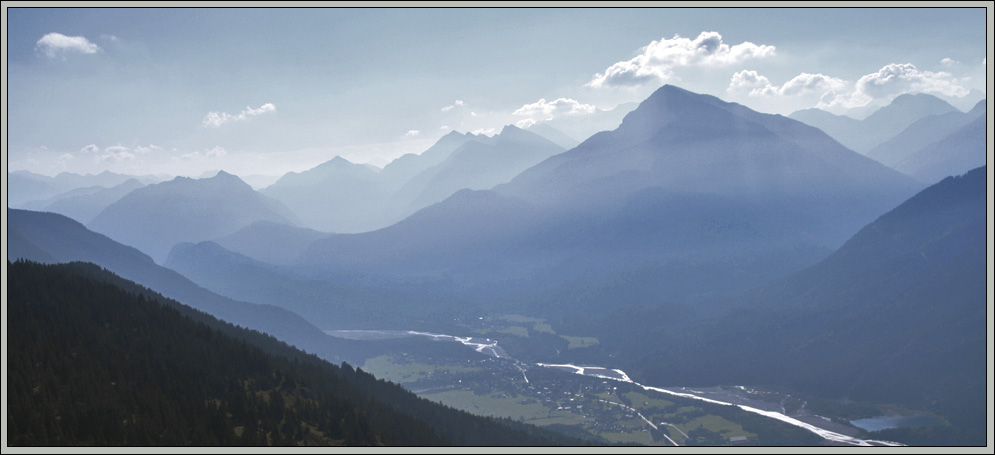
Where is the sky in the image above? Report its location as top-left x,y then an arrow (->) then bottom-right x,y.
4,5 -> 991,180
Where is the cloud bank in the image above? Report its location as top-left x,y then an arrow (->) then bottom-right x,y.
589,31 -> 775,88
513,98 -> 597,128
728,63 -> 973,113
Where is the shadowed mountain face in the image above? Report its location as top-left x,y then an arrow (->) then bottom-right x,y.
614,166 -> 987,445
87,171 -> 299,263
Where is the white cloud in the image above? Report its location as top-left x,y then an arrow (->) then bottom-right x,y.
515,118 -> 537,128
589,31 -> 776,88
471,128 -> 498,136
36,33 -> 101,58
441,100 -> 466,112
203,103 -> 277,128
728,70 -> 776,96
818,63 -> 970,111
729,70 -> 846,98
405,130 -> 420,137
80,144 -> 100,154
941,57 -> 958,67
514,98 -> 596,121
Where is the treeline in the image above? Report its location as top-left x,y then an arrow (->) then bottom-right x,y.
6,260 -> 587,446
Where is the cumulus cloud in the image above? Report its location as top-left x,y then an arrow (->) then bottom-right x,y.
589,31 -> 776,88
36,32 -> 101,58
80,144 -> 100,154
203,103 -> 276,128
514,98 -> 596,120
513,97 -> 597,128
729,70 -> 846,98
818,63 -> 970,110
405,130 -> 420,136
471,128 -> 498,136
941,57 -> 958,67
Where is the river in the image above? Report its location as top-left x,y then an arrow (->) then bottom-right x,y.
326,329 -> 904,447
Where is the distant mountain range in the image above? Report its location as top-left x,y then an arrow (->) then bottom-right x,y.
87,171 -> 299,263
6,83 -> 987,446
788,93 -> 962,154
19,178 -> 146,224
892,110 -> 987,184
7,170 -> 164,208
260,125 -> 566,233
169,85 -> 925,329
865,100 -> 985,171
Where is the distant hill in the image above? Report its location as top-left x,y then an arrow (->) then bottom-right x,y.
21,178 -> 145,224
789,93 -> 961,153
894,111 -> 988,184
865,100 -> 985,172
260,156 -> 386,234
88,171 -> 298,263
7,260 -> 589,446
525,122 -> 581,150
261,127 -> 564,234
7,170 -> 163,208
214,221 -> 333,265
385,125 -> 565,222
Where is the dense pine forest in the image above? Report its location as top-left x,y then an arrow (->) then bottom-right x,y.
6,260 -> 591,446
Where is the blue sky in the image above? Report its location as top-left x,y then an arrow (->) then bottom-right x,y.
5,6 -> 990,179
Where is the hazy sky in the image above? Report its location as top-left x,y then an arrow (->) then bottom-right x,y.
5,6 -> 990,178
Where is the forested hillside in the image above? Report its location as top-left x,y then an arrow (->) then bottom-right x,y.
6,260 -> 589,446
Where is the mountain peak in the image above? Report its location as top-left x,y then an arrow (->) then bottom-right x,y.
876,92 -> 959,115
207,170 -> 251,188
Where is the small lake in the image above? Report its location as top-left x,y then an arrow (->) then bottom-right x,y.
849,414 -> 944,432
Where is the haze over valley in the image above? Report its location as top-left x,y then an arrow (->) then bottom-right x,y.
5,7 -> 990,448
